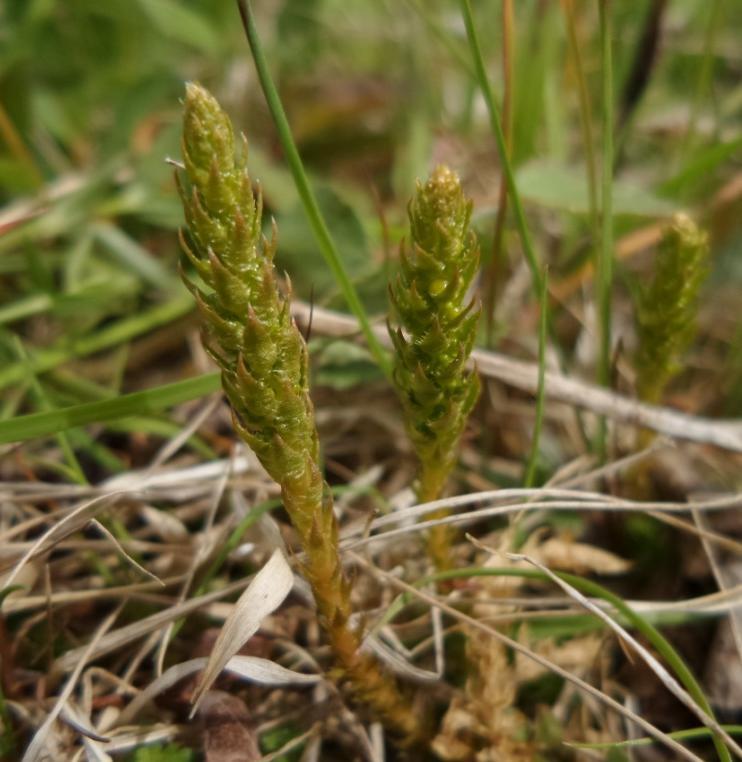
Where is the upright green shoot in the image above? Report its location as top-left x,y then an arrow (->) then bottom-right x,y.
388,166 -> 481,570
178,84 -> 420,744
635,214 -> 709,406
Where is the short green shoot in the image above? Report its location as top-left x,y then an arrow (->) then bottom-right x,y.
635,213 -> 709,405
388,165 -> 480,569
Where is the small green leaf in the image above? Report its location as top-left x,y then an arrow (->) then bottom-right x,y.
135,0 -> 219,53
314,340 -> 382,390
516,160 -> 674,217
276,185 -> 370,300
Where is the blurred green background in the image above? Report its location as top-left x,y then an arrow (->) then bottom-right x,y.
0,0 -> 740,444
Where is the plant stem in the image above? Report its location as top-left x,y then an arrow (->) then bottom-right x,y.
524,269 -> 548,488
597,0 -> 614,460
458,0 -> 542,300
234,0 -> 391,379
561,0 -> 599,236
483,0 -> 515,344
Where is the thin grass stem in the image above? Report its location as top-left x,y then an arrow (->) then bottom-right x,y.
561,0 -> 599,235
524,269 -> 548,488
483,0 -> 514,344
458,0 -> 542,299
682,0 -> 724,161
597,0 -> 614,460
405,0 -> 473,76
234,0 -> 391,379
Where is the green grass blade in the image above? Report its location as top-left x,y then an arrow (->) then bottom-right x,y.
234,0 -> 392,379
0,373 -> 220,444
11,335 -> 87,484
0,293 -> 53,326
570,725 -> 742,751
0,295 -> 193,393
597,0 -> 615,460
457,0 -> 542,299
91,221 -> 178,291
524,269 -> 548,487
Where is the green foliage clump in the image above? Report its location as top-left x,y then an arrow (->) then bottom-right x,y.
634,213 -> 709,404
178,83 -> 420,744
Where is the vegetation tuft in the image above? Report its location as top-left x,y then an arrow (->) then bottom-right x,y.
0,1 -> 740,760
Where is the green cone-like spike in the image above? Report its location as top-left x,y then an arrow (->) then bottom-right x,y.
180,83 -> 319,495
389,166 -> 481,567
178,83 -> 421,743
635,213 -> 709,404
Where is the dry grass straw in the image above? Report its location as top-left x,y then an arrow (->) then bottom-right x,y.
4,409 -> 742,758
4,296 -> 742,758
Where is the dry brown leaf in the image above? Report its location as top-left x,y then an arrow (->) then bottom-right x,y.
535,537 -> 631,575
513,633 -> 603,683
199,690 -> 260,762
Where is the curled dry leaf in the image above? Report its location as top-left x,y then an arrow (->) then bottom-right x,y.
117,655 -> 319,727
0,562 -> 39,612
5,493 -> 122,589
536,537 -> 631,575
224,655 -> 319,686
190,549 -> 295,715
139,504 -> 190,541
60,701 -> 110,744
199,690 -> 260,762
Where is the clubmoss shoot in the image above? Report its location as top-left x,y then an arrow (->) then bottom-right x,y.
178,82 -> 421,744
635,212 -> 709,405
388,165 -> 481,570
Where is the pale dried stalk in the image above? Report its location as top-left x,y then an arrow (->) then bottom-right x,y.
291,302 -> 742,453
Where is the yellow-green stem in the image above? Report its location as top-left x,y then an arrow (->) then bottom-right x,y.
283,480 -> 423,742
178,83 -> 421,745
